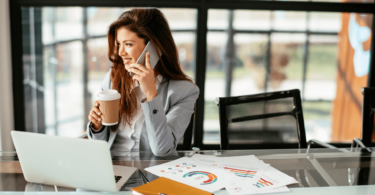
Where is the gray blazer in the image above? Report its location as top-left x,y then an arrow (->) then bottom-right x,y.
86,69 -> 199,157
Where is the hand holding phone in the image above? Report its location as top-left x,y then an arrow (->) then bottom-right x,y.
129,41 -> 161,77
129,52 -> 159,102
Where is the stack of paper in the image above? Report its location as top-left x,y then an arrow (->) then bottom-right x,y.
144,155 -> 298,194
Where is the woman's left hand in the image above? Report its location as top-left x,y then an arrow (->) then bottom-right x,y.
128,52 -> 158,102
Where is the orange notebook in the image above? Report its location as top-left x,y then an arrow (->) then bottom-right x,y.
132,177 -> 213,195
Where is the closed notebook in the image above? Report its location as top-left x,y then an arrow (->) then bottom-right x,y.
132,177 -> 213,195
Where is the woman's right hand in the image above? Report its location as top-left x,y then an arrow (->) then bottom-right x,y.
88,101 -> 103,130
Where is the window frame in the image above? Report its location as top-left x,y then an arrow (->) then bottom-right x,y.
9,0 -> 375,149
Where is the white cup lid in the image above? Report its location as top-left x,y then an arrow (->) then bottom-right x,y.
97,90 -> 121,101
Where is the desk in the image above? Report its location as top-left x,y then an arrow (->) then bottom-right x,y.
0,148 -> 374,194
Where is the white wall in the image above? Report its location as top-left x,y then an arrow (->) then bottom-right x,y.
0,0 -> 15,151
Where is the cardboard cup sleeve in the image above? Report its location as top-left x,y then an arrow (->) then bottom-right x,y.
97,90 -> 121,126
98,99 -> 120,126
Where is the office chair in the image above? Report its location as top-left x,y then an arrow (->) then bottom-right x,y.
216,89 -> 307,150
307,88 -> 375,152
334,88 -> 374,152
307,88 -> 375,186
360,87 -> 375,147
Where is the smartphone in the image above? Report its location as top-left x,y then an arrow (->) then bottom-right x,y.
129,41 -> 162,77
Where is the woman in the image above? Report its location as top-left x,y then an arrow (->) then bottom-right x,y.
86,8 -> 199,157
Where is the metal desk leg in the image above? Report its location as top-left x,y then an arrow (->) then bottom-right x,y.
306,153 -> 337,186
351,138 -> 372,152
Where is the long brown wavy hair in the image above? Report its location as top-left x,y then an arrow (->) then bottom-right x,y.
107,8 -> 193,130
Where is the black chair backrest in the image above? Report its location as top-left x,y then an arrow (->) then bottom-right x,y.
361,87 -> 375,147
176,105 -> 196,150
217,89 -> 307,150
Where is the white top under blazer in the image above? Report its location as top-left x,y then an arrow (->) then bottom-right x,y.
92,75 -> 163,152
87,68 -> 199,157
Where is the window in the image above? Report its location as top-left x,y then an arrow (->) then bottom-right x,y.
14,0 -> 374,148
22,7 -> 197,137
203,9 -> 373,144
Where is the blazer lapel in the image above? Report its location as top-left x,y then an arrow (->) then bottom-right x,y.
107,76 -> 170,150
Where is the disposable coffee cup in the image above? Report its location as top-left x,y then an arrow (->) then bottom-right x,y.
97,90 -> 121,126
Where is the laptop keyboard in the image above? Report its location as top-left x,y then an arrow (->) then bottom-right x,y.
115,175 -> 122,183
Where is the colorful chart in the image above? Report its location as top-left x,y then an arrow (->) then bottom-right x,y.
160,162 -> 197,173
183,171 -> 218,185
254,178 -> 274,188
223,167 -> 256,178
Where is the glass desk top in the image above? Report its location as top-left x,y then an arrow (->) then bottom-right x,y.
0,148 -> 374,193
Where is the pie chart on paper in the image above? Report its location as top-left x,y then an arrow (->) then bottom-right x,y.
183,171 -> 218,185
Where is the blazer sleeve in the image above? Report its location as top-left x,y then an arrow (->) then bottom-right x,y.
86,69 -> 112,141
141,81 -> 199,157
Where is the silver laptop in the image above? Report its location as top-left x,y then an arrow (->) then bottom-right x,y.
11,131 -> 137,192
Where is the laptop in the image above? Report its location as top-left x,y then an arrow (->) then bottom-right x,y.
11,131 -> 137,192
